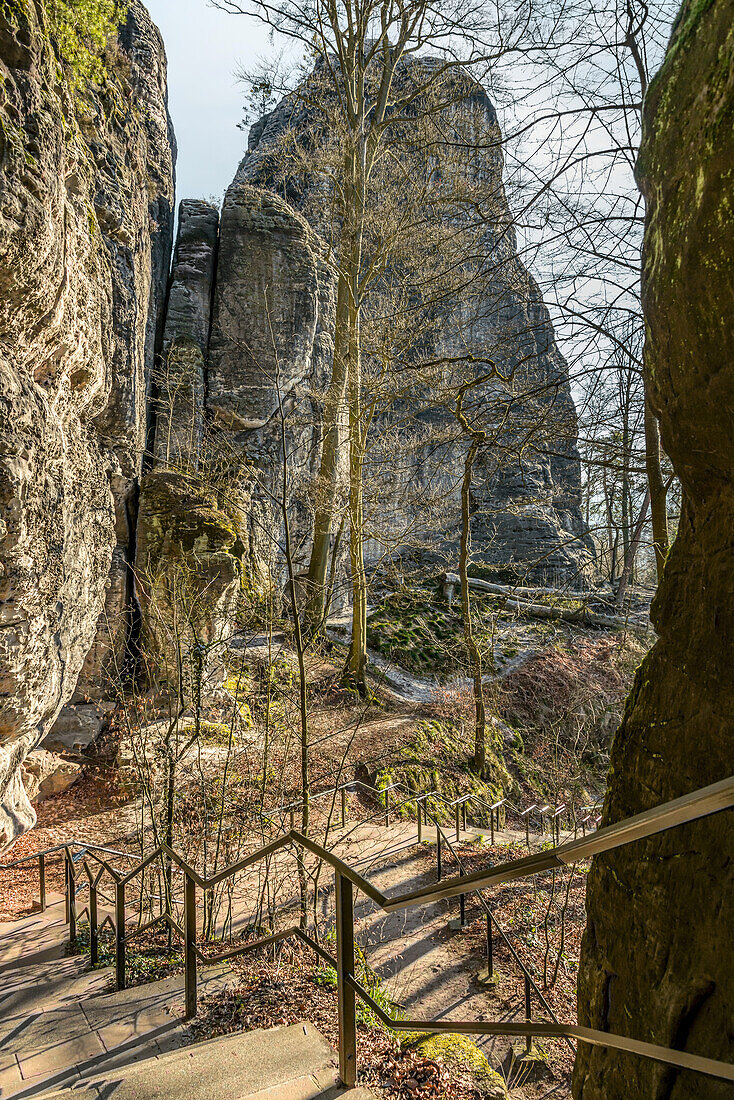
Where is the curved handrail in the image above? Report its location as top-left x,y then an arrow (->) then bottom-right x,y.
137,774 -> 732,1084
432,813 -> 574,1053
258,774 -> 587,839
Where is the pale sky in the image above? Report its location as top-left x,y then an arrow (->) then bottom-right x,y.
146,0 -> 271,206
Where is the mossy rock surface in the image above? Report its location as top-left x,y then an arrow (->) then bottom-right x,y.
137,469 -> 241,566
367,586 -> 501,678
402,1032 -> 508,1097
375,719 -> 514,823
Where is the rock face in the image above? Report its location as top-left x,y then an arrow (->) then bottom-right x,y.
152,199 -> 218,471
206,184 -> 336,586
132,64 -> 594,681
134,185 -> 337,679
21,750 -> 81,804
0,0 -> 175,848
238,71 -> 595,586
573,3 -> 734,1096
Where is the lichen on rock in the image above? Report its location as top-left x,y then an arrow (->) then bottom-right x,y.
134,469 -> 243,689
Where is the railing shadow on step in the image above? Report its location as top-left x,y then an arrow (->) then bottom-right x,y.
2,776 -> 733,1088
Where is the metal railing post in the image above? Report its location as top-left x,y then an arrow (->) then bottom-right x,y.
417,799 -> 423,844
459,892 -> 466,927
490,810 -> 495,846
335,873 -> 357,1088
66,851 -> 77,942
38,853 -> 46,913
64,849 -> 70,924
89,880 -> 99,968
462,803 -> 467,832
115,879 -> 126,991
455,804 -> 460,841
384,787 -> 390,827
486,913 -> 493,979
525,814 -> 530,850
289,809 -> 295,832
341,788 -> 347,828
436,829 -> 442,882
524,974 -> 532,1054
184,871 -> 198,1018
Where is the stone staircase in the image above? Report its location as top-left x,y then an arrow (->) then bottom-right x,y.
0,897 -> 372,1099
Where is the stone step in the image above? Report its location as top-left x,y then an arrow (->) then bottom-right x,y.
0,955 -> 113,1019
0,898 -> 68,972
0,966 -> 235,1098
30,1023 -> 374,1099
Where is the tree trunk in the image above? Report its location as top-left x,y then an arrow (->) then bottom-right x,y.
303,249 -> 351,636
459,436 -> 487,775
615,487 -> 651,608
343,297 -> 369,695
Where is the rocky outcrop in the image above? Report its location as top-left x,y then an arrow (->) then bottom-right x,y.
206,184 -> 336,587
573,2 -> 734,1096
21,749 -> 81,804
0,0 -> 175,848
136,197 -> 240,685
152,199 -> 218,470
239,70 -> 595,586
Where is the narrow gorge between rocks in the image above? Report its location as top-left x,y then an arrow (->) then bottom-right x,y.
0,2 -> 732,1099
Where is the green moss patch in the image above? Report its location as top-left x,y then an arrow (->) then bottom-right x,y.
374,719 -> 513,822
137,469 -> 241,566
402,1033 -> 508,1096
367,586 -> 503,678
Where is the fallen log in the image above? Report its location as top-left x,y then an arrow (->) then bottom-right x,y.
442,572 -> 603,602
501,597 -> 630,630
441,573 -> 637,630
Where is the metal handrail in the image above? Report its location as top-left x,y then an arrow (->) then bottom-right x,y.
3,777 -> 732,1086
159,774 -> 731,1085
0,839 -> 136,870
82,774 -> 733,1084
432,812 -> 574,1054
258,775 -> 586,841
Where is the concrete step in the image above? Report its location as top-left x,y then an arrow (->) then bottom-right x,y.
30,1023 -> 374,1099
0,955 -> 114,1019
0,898 -> 68,972
0,966 -> 235,1098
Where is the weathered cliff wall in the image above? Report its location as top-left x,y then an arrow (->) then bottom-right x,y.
573,2 -> 734,1096
0,0 -> 175,847
239,71 -> 595,586
206,184 -> 336,591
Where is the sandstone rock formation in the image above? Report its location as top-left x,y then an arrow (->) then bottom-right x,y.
134,186 -> 336,681
206,184 -> 336,588
21,750 -> 81,804
238,71 -> 595,587
573,2 -> 734,1096
0,0 -> 175,848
